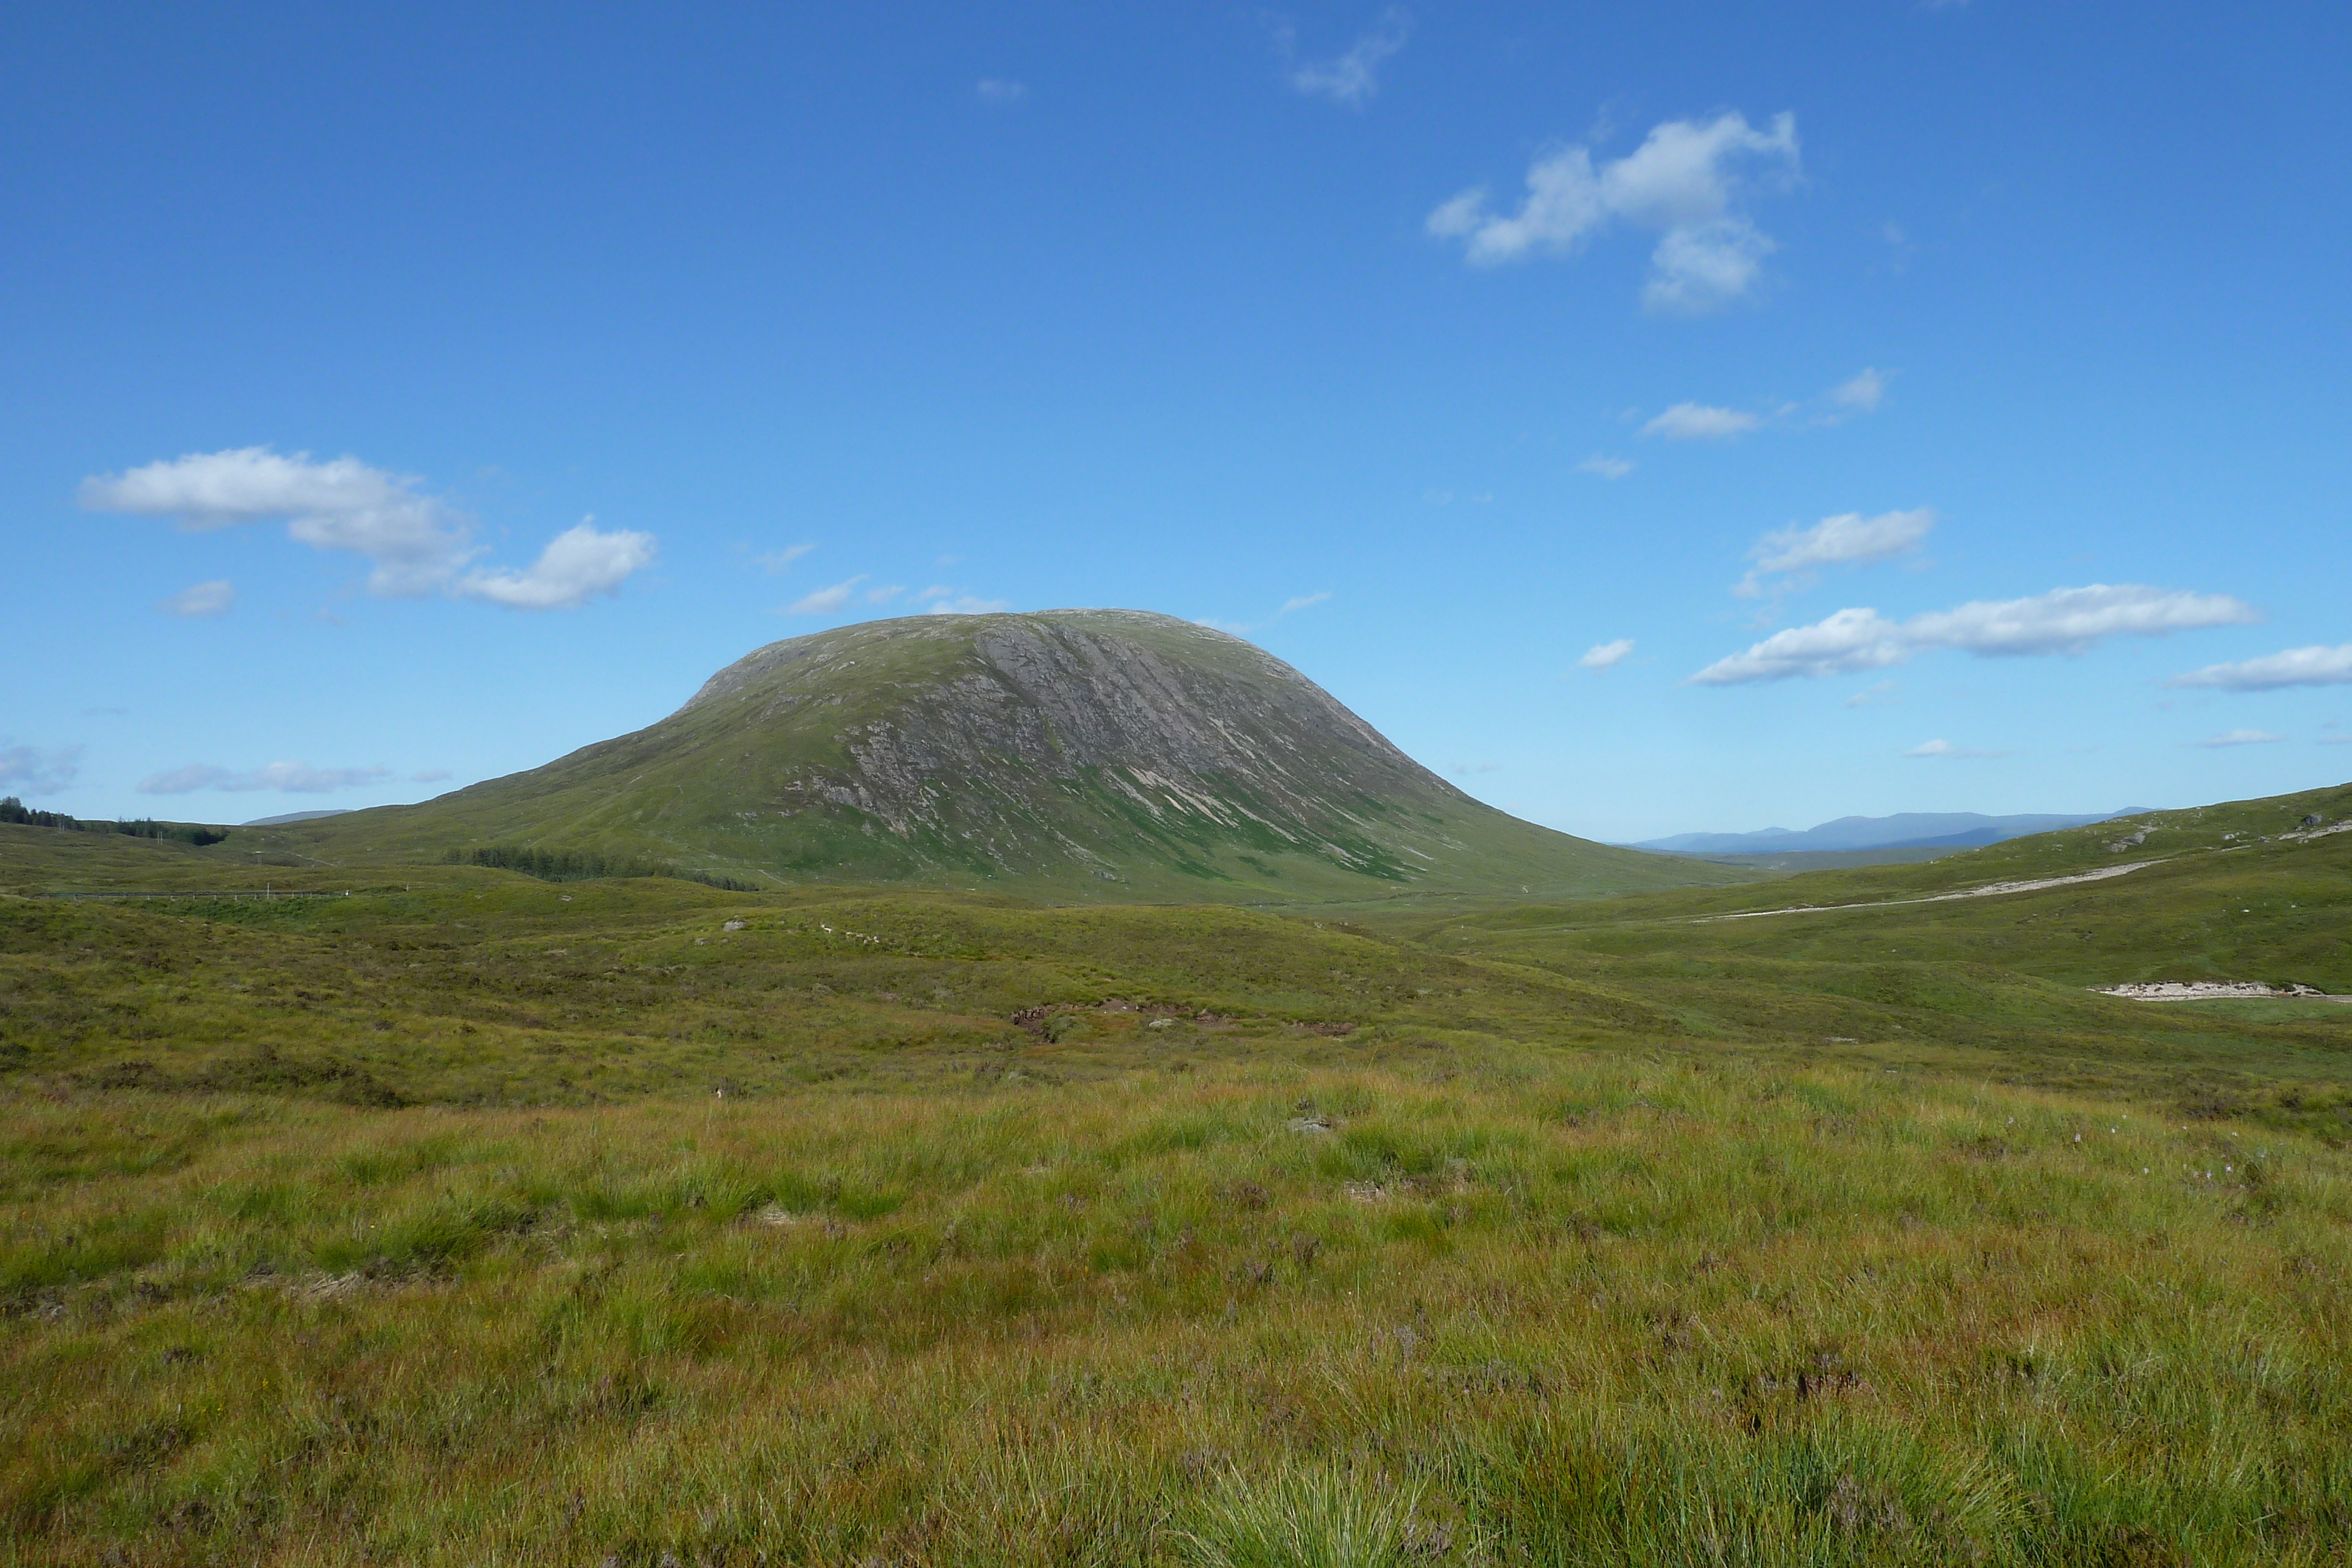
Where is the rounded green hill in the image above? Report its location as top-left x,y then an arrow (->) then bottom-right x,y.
285,610 -> 1749,902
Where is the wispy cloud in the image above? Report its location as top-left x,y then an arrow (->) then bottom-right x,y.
1578,455 -> 1634,479
2167,643 -> 2352,691
1691,584 -> 2261,685
1842,680 -> 1899,709
1291,7 -> 1410,107
0,743 -> 82,795
1641,403 -> 1761,440
456,519 -> 655,610
1828,367 -> 1886,416
1194,590 -> 1335,636
1641,369 -> 1886,445
787,576 -> 866,614
1429,111 -> 1800,312
412,769 -> 452,782
138,761 -> 390,795
916,584 -> 1009,616
2196,728 -> 2284,748
158,579 -> 235,617
81,447 -> 653,609
756,543 -> 816,573
975,79 -> 1027,105
1906,738 -> 2008,759
1735,507 -> 1935,599
1578,638 -> 1634,672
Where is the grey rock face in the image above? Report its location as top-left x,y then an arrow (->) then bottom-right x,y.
679,611 -> 1465,869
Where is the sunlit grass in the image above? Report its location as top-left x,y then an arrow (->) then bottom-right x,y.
4,1051 -> 2347,1564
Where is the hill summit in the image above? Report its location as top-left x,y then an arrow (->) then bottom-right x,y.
300,610 -> 1743,901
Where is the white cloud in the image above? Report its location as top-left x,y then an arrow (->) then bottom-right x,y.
1579,638 -> 1634,672
0,743 -> 82,795
1429,111 -> 1800,312
1692,607 -> 1907,684
456,520 -> 655,610
916,584 -> 1009,615
138,761 -> 390,795
1578,455 -> 1634,479
1691,584 -> 2261,685
83,447 -> 469,596
1906,738 -> 2006,759
1639,368 -> 1886,450
159,579 -> 235,617
1644,219 -> 1776,314
1641,403 -> 1762,440
1736,507 -> 1934,597
756,543 -> 816,573
1903,584 -> 2259,656
412,769 -> 452,782
1191,591 -> 1335,636
82,447 -> 652,609
1843,680 -> 1899,708
2197,728 -> 2284,748
787,577 -> 867,614
975,79 -> 1027,104
1292,8 -> 1409,107
2167,643 -> 2352,691
1829,367 -> 1886,414
1752,509 -> 1934,573
866,584 -> 906,604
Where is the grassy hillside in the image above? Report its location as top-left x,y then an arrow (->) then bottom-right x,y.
182,611 -> 1755,905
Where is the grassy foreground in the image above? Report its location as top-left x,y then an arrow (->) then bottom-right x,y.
9,1055 -> 2350,1567
3,795 -> 2350,1564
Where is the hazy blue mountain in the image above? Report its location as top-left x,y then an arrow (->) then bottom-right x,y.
1631,810 -> 2148,856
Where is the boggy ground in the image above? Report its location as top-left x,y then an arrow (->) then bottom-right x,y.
3,820 -> 2351,1565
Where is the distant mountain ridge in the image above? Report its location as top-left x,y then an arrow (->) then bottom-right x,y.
1632,809 -> 2150,857
274,610 -> 1751,903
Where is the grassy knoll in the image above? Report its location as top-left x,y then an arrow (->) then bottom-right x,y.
2,797 -> 2350,1564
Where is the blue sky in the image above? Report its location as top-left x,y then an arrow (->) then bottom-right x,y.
5,1 -> 2348,843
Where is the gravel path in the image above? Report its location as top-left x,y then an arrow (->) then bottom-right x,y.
1696,860 -> 2159,923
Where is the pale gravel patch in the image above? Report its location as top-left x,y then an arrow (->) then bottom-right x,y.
1696,860 -> 2159,923
2095,982 -> 2348,1003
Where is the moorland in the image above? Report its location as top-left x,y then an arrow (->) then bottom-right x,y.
2,778 -> 2350,1566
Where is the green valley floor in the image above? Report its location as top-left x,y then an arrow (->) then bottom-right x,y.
2,790 -> 2348,1566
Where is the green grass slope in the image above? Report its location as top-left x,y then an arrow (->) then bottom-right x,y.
6,819 -> 2352,1563
216,611 -> 1752,905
